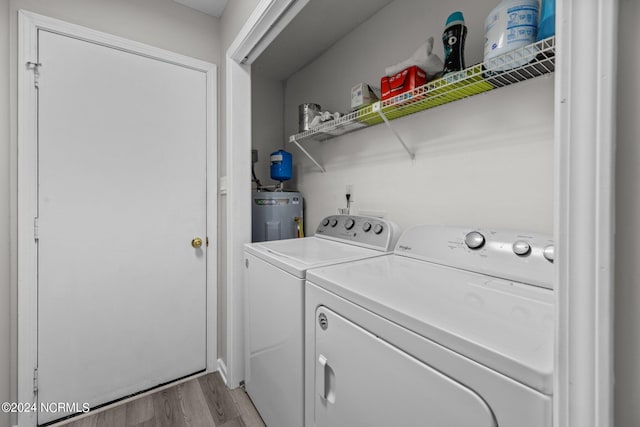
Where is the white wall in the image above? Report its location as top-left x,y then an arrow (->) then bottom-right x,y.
284,0 -> 553,235
220,0 -> 262,179
0,1 -> 11,427
9,0 -> 221,62
251,64 -> 285,188
2,2 -> 222,425
615,0 -> 640,425
220,0 -> 261,56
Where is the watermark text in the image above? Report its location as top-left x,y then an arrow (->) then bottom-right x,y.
1,401 -> 90,413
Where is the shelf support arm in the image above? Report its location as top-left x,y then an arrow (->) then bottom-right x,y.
373,102 -> 415,160
289,135 -> 326,173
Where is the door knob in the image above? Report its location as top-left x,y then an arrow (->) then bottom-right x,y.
191,237 -> 203,248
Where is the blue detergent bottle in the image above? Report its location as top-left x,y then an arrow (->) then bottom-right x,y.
537,0 -> 556,40
442,11 -> 467,76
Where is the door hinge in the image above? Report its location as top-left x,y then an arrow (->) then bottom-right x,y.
26,61 -> 42,89
33,217 -> 39,241
33,368 -> 38,394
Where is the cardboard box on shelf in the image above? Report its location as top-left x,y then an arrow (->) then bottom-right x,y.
381,66 -> 427,103
351,83 -> 379,111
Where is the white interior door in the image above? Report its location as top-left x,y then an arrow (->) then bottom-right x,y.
36,29 -> 208,424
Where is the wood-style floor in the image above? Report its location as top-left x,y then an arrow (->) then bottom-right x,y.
58,373 -> 266,427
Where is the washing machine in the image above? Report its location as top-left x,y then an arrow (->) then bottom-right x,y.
243,215 -> 401,427
305,225 -> 555,427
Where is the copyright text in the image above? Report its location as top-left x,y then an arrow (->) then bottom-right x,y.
1,402 -> 90,413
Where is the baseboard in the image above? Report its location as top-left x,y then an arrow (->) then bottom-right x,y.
217,358 -> 229,385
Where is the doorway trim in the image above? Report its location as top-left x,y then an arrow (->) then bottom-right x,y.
554,0 -> 617,426
223,0 -> 310,388
17,11 -> 218,427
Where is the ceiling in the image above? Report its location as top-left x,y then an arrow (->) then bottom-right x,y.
173,0 -> 229,17
254,0 -> 394,80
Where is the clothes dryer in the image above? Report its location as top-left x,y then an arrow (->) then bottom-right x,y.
244,215 -> 400,427
305,225 -> 555,427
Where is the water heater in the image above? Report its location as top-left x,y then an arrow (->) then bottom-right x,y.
252,191 -> 303,242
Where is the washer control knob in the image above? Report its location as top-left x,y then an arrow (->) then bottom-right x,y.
373,224 -> 384,234
344,218 -> 355,230
543,245 -> 555,262
322,218 -> 330,227
465,231 -> 485,249
330,219 -> 338,227
512,240 -> 531,256
362,222 -> 372,232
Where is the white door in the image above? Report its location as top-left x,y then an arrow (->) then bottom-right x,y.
313,306 -> 497,427
37,30 -> 209,424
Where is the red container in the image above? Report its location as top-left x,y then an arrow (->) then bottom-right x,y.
381,66 -> 427,102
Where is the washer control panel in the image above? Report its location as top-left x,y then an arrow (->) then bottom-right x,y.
396,226 -> 555,289
315,215 -> 400,251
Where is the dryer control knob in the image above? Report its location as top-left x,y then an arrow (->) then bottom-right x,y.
322,218 -> 330,227
345,218 -> 355,230
373,224 -> 384,234
330,219 -> 338,227
512,240 -> 531,256
465,231 -> 485,249
543,245 -> 555,262
362,222 -> 372,232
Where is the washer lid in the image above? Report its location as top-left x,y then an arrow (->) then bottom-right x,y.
244,237 -> 387,278
306,255 -> 554,394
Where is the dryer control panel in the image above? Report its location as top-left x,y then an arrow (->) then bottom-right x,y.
315,215 -> 400,252
395,225 -> 555,289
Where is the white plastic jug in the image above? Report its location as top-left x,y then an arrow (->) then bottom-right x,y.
484,0 -> 539,69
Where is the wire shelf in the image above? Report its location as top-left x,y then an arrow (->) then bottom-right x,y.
289,36 -> 555,146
